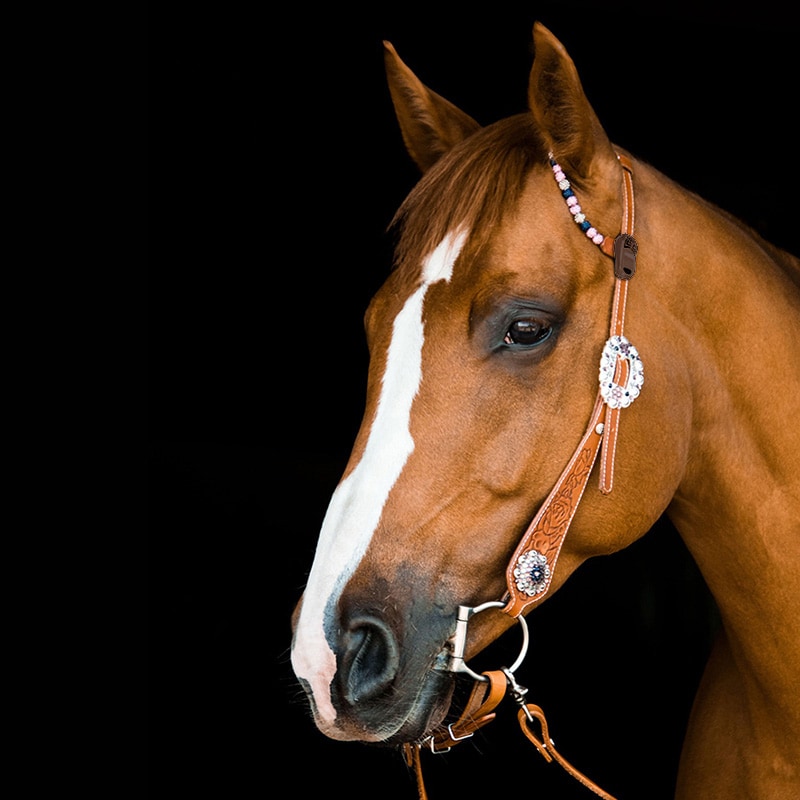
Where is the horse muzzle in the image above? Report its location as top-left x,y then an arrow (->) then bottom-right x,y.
292,595 -> 458,744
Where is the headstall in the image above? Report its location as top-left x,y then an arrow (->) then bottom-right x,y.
405,152 -> 641,800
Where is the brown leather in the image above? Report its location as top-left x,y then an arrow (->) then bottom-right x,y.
403,743 -> 429,800
405,671 -> 509,799
618,153 -> 634,234
517,704 -> 619,800
427,669 -> 507,751
501,153 -> 636,618
600,154 -> 634,256
502,395 -> 607,617
600,235 -> 616,258
599,284 -> 629,495
600,158 -> 634,494
407,672 -> 619,800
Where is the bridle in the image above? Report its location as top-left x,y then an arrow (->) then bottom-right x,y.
503,150 -> 640,619
405,152 -> 641,800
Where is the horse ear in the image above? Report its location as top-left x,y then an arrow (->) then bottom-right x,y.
383,40 -> 481,173
528,23 -> 616,180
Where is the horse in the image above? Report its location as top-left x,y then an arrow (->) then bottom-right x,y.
290,21 -> 800,799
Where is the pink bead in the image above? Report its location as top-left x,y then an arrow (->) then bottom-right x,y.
570,204 -> 581,215
566,196 -> 578,207
586,227 -> 597,239
592,233 -> 604,245
555,170 -> 565,182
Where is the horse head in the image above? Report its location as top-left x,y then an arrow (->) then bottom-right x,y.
290,22 -> 691,746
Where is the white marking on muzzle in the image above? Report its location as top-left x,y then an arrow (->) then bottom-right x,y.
291,229 -> 468,730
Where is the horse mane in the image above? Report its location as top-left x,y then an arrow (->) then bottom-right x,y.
389,114 -> 546,275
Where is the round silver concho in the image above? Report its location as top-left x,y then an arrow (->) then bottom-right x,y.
514,549 -> 551,597
599,334 -> 644,409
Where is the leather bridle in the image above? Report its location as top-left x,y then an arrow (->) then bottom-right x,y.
503,151 -> 640,619
405,152 -> 640,800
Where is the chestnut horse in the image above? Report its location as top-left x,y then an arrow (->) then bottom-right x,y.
291,22 -> 800,799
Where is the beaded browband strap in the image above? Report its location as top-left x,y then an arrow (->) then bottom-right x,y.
502,151 -> 641,618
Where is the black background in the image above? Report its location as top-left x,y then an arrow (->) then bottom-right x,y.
148,3 -> 799,797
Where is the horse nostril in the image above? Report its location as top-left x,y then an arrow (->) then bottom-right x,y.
340,615 -> 400,706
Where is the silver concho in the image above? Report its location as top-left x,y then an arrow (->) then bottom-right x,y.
599,334 -> 644,409
514,549 -> 551,597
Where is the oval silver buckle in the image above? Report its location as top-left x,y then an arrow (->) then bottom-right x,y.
599,334 -> 644,409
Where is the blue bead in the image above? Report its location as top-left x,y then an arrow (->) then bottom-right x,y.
580,220 -> 591,232
562,188 -> 574,198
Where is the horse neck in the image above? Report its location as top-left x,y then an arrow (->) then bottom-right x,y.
633,162 -> 800,702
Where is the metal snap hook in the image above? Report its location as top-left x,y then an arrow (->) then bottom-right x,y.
446,600 -> 529,681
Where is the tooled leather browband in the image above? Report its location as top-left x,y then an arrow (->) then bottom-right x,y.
502,152 -> 640,619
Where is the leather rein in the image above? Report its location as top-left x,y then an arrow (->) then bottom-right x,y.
405,153 -> 640,800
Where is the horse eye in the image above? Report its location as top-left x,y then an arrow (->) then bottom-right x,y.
503,318 -> 552,346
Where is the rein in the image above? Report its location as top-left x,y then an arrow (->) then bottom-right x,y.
406,152 -> 640,799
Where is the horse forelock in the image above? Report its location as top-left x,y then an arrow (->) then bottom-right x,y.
390,114 -> 547,278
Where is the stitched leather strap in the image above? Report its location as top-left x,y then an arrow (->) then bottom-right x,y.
502,155 -> 635,618
598,278 -> 629,495
502,394 -> 606,616
599,154 -> 635,491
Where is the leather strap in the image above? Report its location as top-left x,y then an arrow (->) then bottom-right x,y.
403,744 -> 429,800
517,704 -> 619,800
598,279 -> 630,494
405,672 -> 619,800
427,669 -> 507,751
404,671 -> 509,800
502,154 -> 635,618
502,394 -> 606,616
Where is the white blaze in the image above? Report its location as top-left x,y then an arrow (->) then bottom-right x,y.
291,229 -> 467,725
